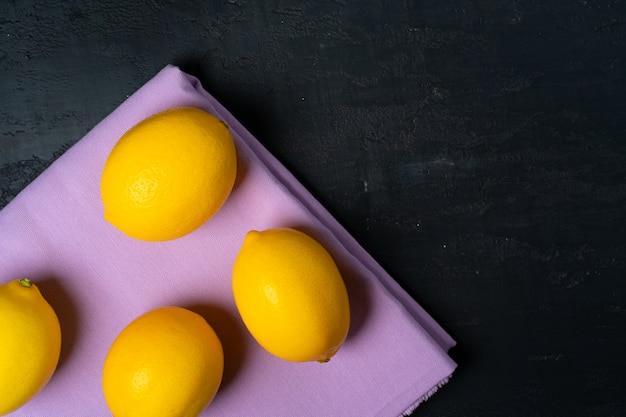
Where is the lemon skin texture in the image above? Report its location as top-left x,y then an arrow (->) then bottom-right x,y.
102,306 -> 224,417
100,107 -> 237,241
232,228 -> 350,363
0,279 -> 62,415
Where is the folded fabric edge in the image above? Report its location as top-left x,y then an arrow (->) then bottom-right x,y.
163,65 -> 459,416
400,375 -> 453,417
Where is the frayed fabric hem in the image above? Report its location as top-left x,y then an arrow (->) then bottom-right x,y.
400,376 -> 452,417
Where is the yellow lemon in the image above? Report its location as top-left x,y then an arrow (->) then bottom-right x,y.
0,279 -> 62,415
232,228 -> 350,363
100,107 -> 237,241
102,306 -> 224,417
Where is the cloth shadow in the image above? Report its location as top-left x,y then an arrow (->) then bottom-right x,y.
35,277 -> 80,372
183,302 -> 247,394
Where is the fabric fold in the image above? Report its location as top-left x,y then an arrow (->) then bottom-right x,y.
0,65 -> 456,417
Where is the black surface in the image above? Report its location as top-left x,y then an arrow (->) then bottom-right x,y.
1,1 -> 625,416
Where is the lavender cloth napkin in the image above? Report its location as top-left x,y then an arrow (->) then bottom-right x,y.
0,65 -> 456,417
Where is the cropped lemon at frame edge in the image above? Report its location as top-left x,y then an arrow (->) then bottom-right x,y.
102,306 -> 224,417
0,278 -> 62,415
100,107 -> 238,242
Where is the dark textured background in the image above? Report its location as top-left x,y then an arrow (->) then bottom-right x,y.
1,1 -> 625,416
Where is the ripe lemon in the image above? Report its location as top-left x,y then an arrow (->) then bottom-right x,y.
232,228 -> 350,363
0,279 -> 62,415
102,306 -> 224,417
100,107 -> 237,241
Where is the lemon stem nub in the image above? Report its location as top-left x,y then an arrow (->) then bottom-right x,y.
19,278 -> 33,288
317,358 -> 330,364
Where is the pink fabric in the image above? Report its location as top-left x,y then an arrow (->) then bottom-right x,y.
0,66 -> 456,417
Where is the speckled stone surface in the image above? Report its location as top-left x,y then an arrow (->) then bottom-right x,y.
1,1 -> 625,416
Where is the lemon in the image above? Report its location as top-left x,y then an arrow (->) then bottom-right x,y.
100,107 -> 237,241
0,279 -> 62,415
232,228 -> 350,363
102,306 -> 224,417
